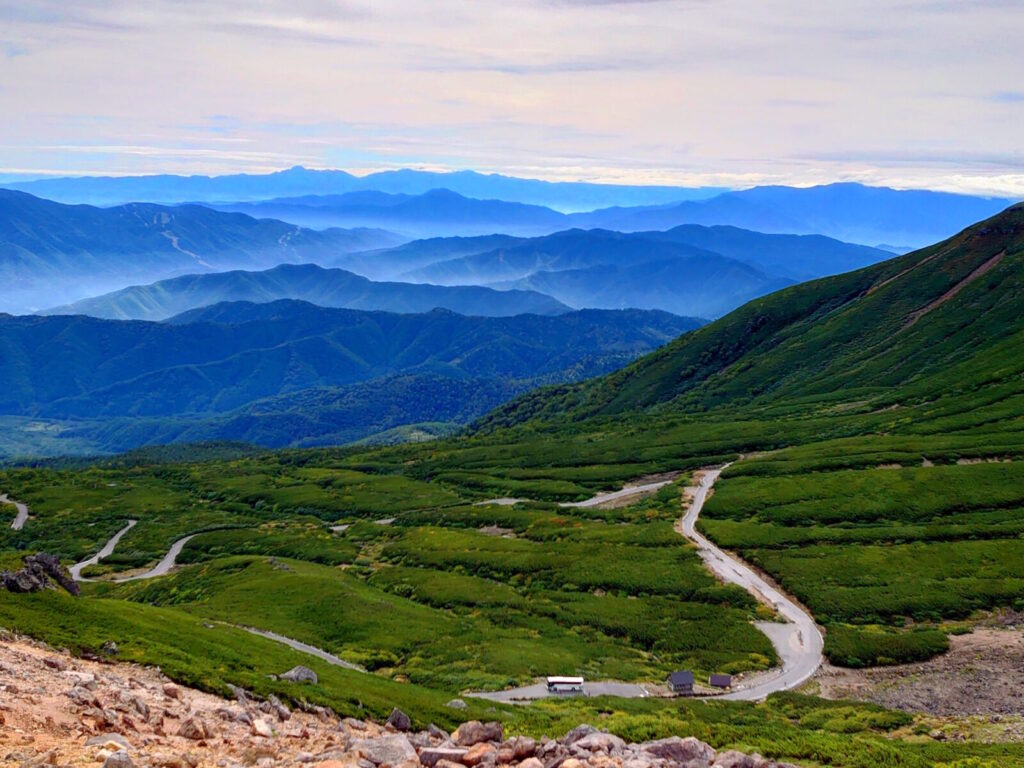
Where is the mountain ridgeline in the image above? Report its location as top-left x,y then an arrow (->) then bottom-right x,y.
0,189 -> 401,314
0,302 -> 699,453
479,203 -> 1024,427
44,263 -> 571,321
213,183 -> 1015,247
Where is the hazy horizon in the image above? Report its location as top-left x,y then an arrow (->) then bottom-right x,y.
1,1 -> 1021,197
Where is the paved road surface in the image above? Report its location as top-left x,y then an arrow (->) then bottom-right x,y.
558,479 -> 674,509
1,493 -> 29,530
69,520 -> 138,581
678,466 -> 824,700
113,533 -> 199,582
239,626 -> 366,672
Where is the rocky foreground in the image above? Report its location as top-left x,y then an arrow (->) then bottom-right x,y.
0,635 -> 794,768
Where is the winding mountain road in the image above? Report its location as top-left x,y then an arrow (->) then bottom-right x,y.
112,533 -> 199,582
1,493 -> 29,530
69,520 -> 138,581
473,466 -> 823,702
678,465 -> 824,700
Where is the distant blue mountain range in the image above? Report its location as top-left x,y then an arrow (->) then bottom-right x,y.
212,183 -> 1016,247
3,166 -> 723,212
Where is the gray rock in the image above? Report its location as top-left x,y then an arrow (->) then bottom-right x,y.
353,734 -> 419,766
100,641 -> 119,656
1,553 -> 80,596
641,737 -> 716,766
103,751 -> 134,768
446,698 -> 468,710
386,707 -> 412,732
85,734 -> 133,750
280,665 -> 318,684
419,748 -> 468,767
561,725 -> 598,746
453,721 -> 503,747
712,752 -> 759,768
572,732 -> 626,754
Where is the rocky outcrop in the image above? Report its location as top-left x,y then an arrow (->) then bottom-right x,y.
0,553 -> 80,596
0,634 -> 797,768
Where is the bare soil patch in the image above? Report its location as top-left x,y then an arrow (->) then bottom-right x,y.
812,628 -> 1024,717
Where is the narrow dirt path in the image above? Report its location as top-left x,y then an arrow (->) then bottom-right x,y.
69,520 -> 138,582
1,493 -> 29,530
678,465 -> 824,700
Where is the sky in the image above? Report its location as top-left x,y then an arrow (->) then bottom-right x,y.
0,0 -> 1022,195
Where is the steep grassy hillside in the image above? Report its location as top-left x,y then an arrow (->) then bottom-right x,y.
480,203 -> 1024,425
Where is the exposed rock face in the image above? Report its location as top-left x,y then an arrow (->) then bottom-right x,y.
0,553 -> 80,596
0,634 -> 799,768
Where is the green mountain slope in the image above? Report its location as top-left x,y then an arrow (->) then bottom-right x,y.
481,203 -> 1024,425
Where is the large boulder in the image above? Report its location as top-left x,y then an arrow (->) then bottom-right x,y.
452,721 -> 503,747
353,734 -> 419,766
572,732 -> 626,754
280,665 -> 318,684
562,725 -> 598,746
641,737 -> 716,766
386,708 -> 412,732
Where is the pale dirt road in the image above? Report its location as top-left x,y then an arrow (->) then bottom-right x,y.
472,466 -> 823,702
678,465 -> 824,701
1,493 -> 29,530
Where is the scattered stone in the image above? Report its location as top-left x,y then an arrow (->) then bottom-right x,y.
163,683 -> 181,699
101,641 -> 119,656
387,707 -> 412,732
518,759 -> 543,768
252,719 -> 275,738
20,750 -> 58,768
281,665 -> 319,684
177,717 -> 211,741
86,734 -> 133,751
445,699 -> 468,710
